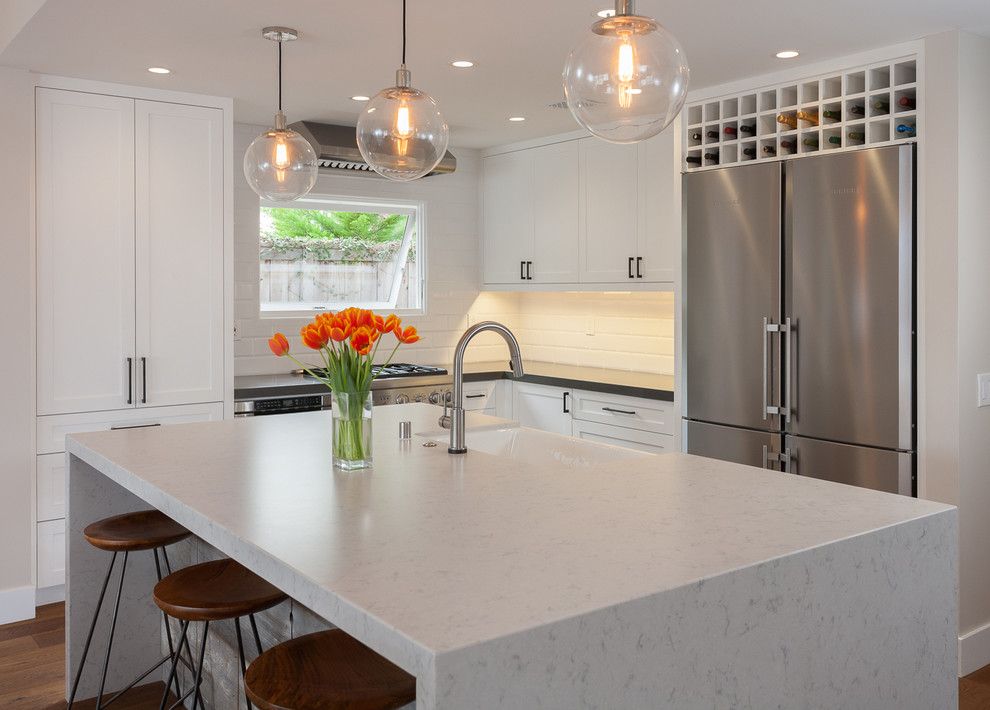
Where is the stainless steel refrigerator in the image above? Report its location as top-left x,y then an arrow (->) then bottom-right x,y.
683,145 -> 915,495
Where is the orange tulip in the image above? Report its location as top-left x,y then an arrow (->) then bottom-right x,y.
350,326 -> 374,355
383,314 -> 401,334
329,326 -> 347,342
268,333 -> 290,357
372,314 -> 385,333
353,309 -> 373,329
395,325 -> 419,344
300,323 -> 329,350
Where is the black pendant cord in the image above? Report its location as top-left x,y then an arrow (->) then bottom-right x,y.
402,0 -> 407,65
277,40 -> 283,112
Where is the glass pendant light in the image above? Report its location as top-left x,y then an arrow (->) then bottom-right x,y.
562,0 -> 690,144
243,27 -> 318,201
356,0 -> 449,182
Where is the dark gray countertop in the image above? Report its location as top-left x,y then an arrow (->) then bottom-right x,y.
234,362 -> 674,402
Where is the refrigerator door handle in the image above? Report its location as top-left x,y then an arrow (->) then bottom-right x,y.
780,447 -> 792,474
782,317 -> 793,423
762,444 -> 769,469
763,318 -> 781,418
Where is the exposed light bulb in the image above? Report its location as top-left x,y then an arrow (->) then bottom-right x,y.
617,38 -> 635,83
395,103 -> 413,139
274,138 -> 290,170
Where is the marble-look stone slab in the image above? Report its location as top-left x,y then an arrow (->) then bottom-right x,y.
66,404 -> 957,708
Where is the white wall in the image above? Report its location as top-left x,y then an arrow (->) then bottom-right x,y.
0,66 -> 36,622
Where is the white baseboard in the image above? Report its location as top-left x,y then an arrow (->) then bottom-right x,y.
35,584 -> 65,606
960,621 -> 990,676
0,585 -> 36,625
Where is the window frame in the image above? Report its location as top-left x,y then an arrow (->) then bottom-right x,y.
259,195 -> 428,319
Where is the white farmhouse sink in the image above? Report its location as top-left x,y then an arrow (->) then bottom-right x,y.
420,426 -> 655,468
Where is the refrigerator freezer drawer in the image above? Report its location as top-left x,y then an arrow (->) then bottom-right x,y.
685,420 -> 784,471
785,435 -> 913,496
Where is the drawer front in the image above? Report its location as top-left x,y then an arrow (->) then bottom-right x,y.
37,453 -> 66,522
462,381 -> 498,411
37,402 -> 224,454
37,519 -> 66,589
571,390 -> 673,434
572,420 -> 673,454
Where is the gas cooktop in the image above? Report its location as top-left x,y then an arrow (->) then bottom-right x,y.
302,363 -> 448,380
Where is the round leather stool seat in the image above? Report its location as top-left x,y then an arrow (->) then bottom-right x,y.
83,509 -> 190,552
245,629 -> 416,710
153,558 -> 287,622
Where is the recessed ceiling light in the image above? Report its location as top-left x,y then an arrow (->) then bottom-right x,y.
596,8 -> 615,17
351,95 -> 370,102
147,67 -> 171,74
775,50 -> 799,59
508,116 -> 526,122
451,60 -> 475,68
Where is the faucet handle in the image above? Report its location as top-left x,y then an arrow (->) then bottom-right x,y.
438,390 -> 452,429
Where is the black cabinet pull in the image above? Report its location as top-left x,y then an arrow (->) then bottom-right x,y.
110,423 -> 162,431
602,406 -> 636,415
563,391 -> 570,413
126,357 -> 133,404
526,261 -> 533,280
465,393 -> 486,399
636,256 -> 643,278
141,357 -> 148,404
628,257 -> 634,278
520,261 -> 526,280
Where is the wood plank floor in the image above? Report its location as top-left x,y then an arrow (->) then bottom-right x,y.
1,603 -> 989,708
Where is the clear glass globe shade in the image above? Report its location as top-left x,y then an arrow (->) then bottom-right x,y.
242,127 -> 318,202
563,16 -> 690,143
356,85 -> 449,182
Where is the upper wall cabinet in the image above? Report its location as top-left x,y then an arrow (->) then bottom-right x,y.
37,89 -> 225,415
481,128 -> 678,289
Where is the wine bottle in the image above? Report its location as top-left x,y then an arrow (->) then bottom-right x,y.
827,135 -> 842,145
706,130 -> 719,139
704,152 -> 719,163
796,109 -> 820,126
739,124 -> 756,135
686,155 -> 702,165
776,114 -> 798,129
743,147 -> 757,157
780,139 -> 796,151
896,123 -> 916,135
690,132 -> 702,141
724,126 -> 738,136
848,104 -> 866,116
802,137 -> 819,148
762,145 -> 777,156
873,99 -> 890,113
898,96 -> 916,109
822,109 -> 842,121
847,131 -> 866,141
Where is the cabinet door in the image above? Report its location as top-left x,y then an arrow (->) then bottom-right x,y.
482,151 -> 534,284
572,420 -> 672,454
531,141 -> 580,283
37,519 -> 66,589
37,453 -> 66,522
580,138 -> 640,283
511,383 -> 571,435
135,101 -> 224,407
638,128 -> 678,283
36,89 -> 136,414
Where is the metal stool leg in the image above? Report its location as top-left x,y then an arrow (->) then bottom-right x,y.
234,618 -> 253,710
94,551 -> 128,709
248,613 -> 263,656
67,551 -> 118,708
159,621 -> 188,710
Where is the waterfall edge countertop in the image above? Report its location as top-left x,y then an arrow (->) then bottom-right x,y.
65,404 -> 957,709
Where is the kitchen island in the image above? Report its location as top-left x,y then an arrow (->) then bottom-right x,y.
65,404 -> 956,709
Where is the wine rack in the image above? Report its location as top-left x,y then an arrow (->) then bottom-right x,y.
683,56 -> 919,171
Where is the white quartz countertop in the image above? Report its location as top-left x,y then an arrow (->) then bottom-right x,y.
67,404 -> 952,677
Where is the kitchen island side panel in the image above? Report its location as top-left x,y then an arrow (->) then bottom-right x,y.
432,511 -> 957,710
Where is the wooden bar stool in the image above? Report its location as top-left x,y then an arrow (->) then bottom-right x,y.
67,509 -> 193,709
244,629 -> 416,710
154,558 -> 287,710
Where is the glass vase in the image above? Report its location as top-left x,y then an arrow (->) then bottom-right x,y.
331,390 -> 373,470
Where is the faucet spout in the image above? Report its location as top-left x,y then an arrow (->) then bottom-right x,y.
448,321 -> 523,454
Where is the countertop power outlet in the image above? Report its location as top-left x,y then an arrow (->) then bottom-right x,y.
979,373 -> 990,408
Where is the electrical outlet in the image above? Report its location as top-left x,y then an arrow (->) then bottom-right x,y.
979,373 -> 990,408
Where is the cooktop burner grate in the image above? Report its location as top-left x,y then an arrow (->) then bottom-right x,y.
304,363 -> 447,380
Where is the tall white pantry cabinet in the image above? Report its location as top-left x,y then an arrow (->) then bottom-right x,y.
34,84 -> 232,596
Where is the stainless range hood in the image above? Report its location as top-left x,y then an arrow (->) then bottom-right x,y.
289,120 -> 457,177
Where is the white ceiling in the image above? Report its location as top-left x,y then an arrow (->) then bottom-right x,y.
3,0 -> 990,148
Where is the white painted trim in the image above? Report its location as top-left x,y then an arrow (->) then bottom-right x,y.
36,74 -> 233,112
35,584 -> 65,606
0,585 -> 36,624
960,621 -> 990,676
481,129 -> 589,158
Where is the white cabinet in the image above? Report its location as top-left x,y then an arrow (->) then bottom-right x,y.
37,520 -> 66,589
36,89 -> 136,415
572,420 -> 673,454
569,389 -> 675,435
481,130 -> 679,289
135,100 -> 225,407
511,382 -> 572,435
36,89 -> 225,415
482,142 -> 581,285
580,138 -> 640,283
36,454 -> 66,522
